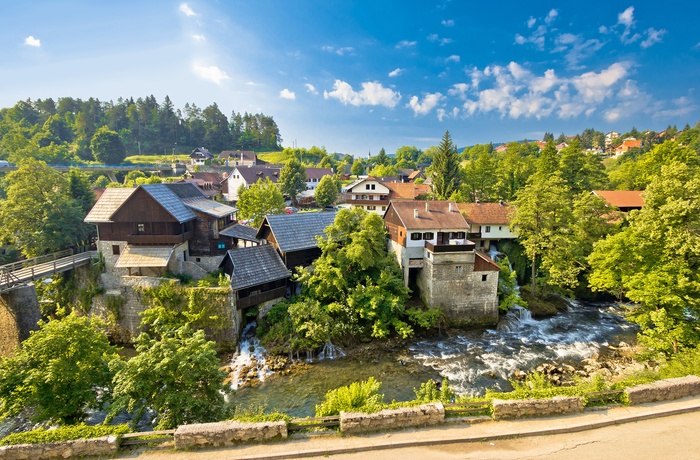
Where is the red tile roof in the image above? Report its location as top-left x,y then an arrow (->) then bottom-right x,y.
456,202 -> 514,225
592,190 -> 644,208
385,182 -> 431,199
386,200 -> 468,230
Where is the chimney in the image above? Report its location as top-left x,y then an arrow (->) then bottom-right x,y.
449,202 -> 454,213
425,202 -> 430,212
414,209 -> 419,219
499,200 -> 505,206
476,199 -> 481,204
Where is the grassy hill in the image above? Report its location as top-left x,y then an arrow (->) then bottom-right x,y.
257,151 -> 291,165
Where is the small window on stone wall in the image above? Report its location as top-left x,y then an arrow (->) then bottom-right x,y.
112,245 -> 120,255
455,266 -> 463,274
482,274 -> 488,282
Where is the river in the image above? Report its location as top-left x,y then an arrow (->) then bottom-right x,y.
230,300 -> 636,417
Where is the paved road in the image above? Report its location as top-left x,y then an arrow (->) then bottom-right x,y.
114,395 -> 700,460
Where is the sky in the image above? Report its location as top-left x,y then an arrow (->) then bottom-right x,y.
1,1 -> 699,156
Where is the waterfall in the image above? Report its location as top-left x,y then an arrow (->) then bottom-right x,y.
318,341 -> 346,360
229,322 -> 272,390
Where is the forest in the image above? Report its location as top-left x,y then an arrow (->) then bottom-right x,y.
0,96 -> 282,165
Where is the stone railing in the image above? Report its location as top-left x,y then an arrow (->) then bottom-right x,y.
0,435 -> 119,460
625,375 -> 700,405
340,402 -> 444,434
173,420 -> 288,449
491,396 -> 584,420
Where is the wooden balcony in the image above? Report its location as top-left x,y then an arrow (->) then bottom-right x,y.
425,241 -> 475,253
467,232 -> 482,239
126,230 -> 194,245
236,286 -> 287,310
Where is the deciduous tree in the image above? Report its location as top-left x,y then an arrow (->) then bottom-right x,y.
278,157 -> 307,205
90,125 -> 126,163
236,178 -> 285,227
314,174 -> 339,208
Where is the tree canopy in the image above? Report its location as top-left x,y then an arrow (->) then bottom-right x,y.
314,174 -> 340,208
429,131 -> 460,200
278,157 -> 307,205
236,177 -> 285,227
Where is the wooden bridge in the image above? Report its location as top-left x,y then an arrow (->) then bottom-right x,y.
0,249 -> 98,294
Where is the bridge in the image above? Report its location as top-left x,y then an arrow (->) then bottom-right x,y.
0,249 -> 98,294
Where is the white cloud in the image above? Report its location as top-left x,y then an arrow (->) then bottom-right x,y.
617,7 -> 635,27
445,55 -> 460,64
305,83 -> 318,95
322,46 -> 355,56
641,27 -> 667,49
407,92 -> 444,116
515,24 -> 547,50
192,34 -> 206,42
24,36 -> 41,47
280,89 -> 296,100
527,17 -> 537,28
553,33 -> 605,69
388,68 -> 402,77
396,40 -> 417,48
246,81 -> 261,86
437,108 -> 446,121
179,3 -> 196,17
441,19 -> 455,27
448,83 -> 469,99
571,62 -> 630,103
427,34 -> 453,46
599,25 -> 609,34
324,80 -> 402,108
545,9 -> 558,24
193,65 -> 230,85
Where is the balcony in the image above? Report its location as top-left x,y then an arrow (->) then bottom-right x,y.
126,230 -> 194,245
467,232 -> 482,239
425,241 -> 476,253
236,286 -> 287,310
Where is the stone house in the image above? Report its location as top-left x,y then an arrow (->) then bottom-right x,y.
383,200 -> 500,325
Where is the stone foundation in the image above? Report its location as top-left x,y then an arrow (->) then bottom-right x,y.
174,420 -> 287,449
340,402 -> 444,434
625,375 -> 700,405
491,396 -> 584,420
0,435 -> 119,460
0,285 -> 41,357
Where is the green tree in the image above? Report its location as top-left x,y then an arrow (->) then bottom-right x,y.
463,151 -> 497,202
315,174 -> 339,208
350,158 -> 364,177
368,163 -> 398,178
497,256 -> 526,311
375,148 -> 389,166
278,157 -> 307,206
558,139 -> 607,195
90,125 -> 126,163
0,159 -> 88,257
236,178 -> 285,227
0,313 -> 117,424
108,325 -> 227,429
430,130 -> 460,200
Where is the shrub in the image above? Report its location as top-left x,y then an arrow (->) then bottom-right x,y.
0,424 -> 130,446
316,377 -> 385,416
413,378 -> 456,403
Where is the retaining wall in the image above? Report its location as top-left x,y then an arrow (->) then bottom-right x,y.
0,435 -> 119,460
492,396 -> 584,420
340,402 -> 444,434
174,420 -> 287,449
625,375 -> 700,405
0,284 -> 41,357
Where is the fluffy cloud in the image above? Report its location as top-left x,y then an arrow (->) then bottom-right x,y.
396,40 -> 417,49
322,46 -> 355,56
192,34 -> 206,42
617,6 -> 641,44
24,36 -> 41,47
192,65 -> 230,85
179,3 -> 196,17
427,34 -> 453,46
448,83 -> 469,98
445,55 -> 460,63
388,68 -> 402,77
441,19 -> 454,27
544,9 -> 558,24
527,17 -> 537,28
305,83 -> 318,95
324,80 -> 401,108
553,33 -> 605,69
280,89 -> 296,100
407,92 -> 444,116
640,27 -> 667,49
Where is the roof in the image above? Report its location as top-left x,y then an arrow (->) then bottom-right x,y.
190,147 -> 213,159
225,245 -> 289,290
177,179 -> 218,198
114,246 -> 174,268
306,168 -> 334,180
592,190 -> 644,209
221,150 -> 256,162
188,172 -> 224,183
163,182 -> 206,200
385,182 -> 431,199
84,188 -> 137,223
408,170 -> 424,180
386,200 -> 468,230
219,223 -> 260,242
259,211 -> 337,253
474,251 -> 501,272
457,202 -> 514,225
234,166 -> 281,185
182,198 -> 237,218
141,184 -> 197,223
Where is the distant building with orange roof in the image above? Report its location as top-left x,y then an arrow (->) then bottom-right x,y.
592,190 -> 644,212
614,139 -> 642,157
457,201 -> 516,250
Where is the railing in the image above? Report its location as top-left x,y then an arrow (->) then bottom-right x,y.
467,232 -> 482,239
424,241 -> 476,253
125,231 -> 193,245
0,249 -> 73,272
236,286 -> 288,310
0,251 -> 97,293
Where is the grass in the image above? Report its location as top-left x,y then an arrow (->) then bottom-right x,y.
0,424 -> 131,446
257,151 -> 290,164
124,154 -> 190,164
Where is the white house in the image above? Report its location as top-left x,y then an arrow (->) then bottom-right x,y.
343,177 -> 392,214
222,166 -> 281,202
457,201 -> 516,251
305,168 -> 334,191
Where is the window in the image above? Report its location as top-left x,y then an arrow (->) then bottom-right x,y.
485,226 -> 491,233
137,223 -> 145,234
450,231 -> 466,239
455,266 -> 463,274
479,240 -> 485,247
482,274 -> 488,282
423,232 -> 434,240
217,242 -> 226,249
366,184 -> 370,190
371,184 -> 376,190
112,245 -> 120,255
382,206 -> 386,211
367,205 -> 376,210
411,232 -> 422,240
499,226 -> 502,231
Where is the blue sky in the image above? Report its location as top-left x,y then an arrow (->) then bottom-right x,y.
1,1 -> 699,156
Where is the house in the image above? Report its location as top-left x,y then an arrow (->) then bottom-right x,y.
494,144 -> 508,153
176,178 -> 219,199
397,168 -> 425,183
613,138 -> 642,157
219,245 -> 290,311
457,201 -> 516,251
592,190 -> 644,213
190,147 -> 213,166
219,223 -> 261,249
605,131 -> 620,149
344,177 -> 392,214
222,165 -> 282,201
305,168 -> 334,190
84,183 -> 238,277
256,211 -> 337,270
383,200 -> 500,325
555,142 -> 569,151
221,150 -> 257,167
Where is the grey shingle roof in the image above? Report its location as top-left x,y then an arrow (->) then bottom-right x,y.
227,245 -> 290,290
220,224 -> 259,242
163,182 -> 206,200
260,212 -> 337,254
141,184 -> 197,223
235,166 -> 281,185
182,198 -> 237,218
84,188 -> 137,223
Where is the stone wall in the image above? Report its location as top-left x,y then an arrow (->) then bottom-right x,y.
491,396 -> 584,420
0,435 -> 119,460
174,420 -> 287,449
625,375 -> 700,405
340,402 -> 444,434
0,285 -> 41,357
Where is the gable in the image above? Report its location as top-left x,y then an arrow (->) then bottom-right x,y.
110,188 -> 182,223
349,178 -> 390,194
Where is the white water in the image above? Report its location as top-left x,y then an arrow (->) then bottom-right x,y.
229,322 -> 272,390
